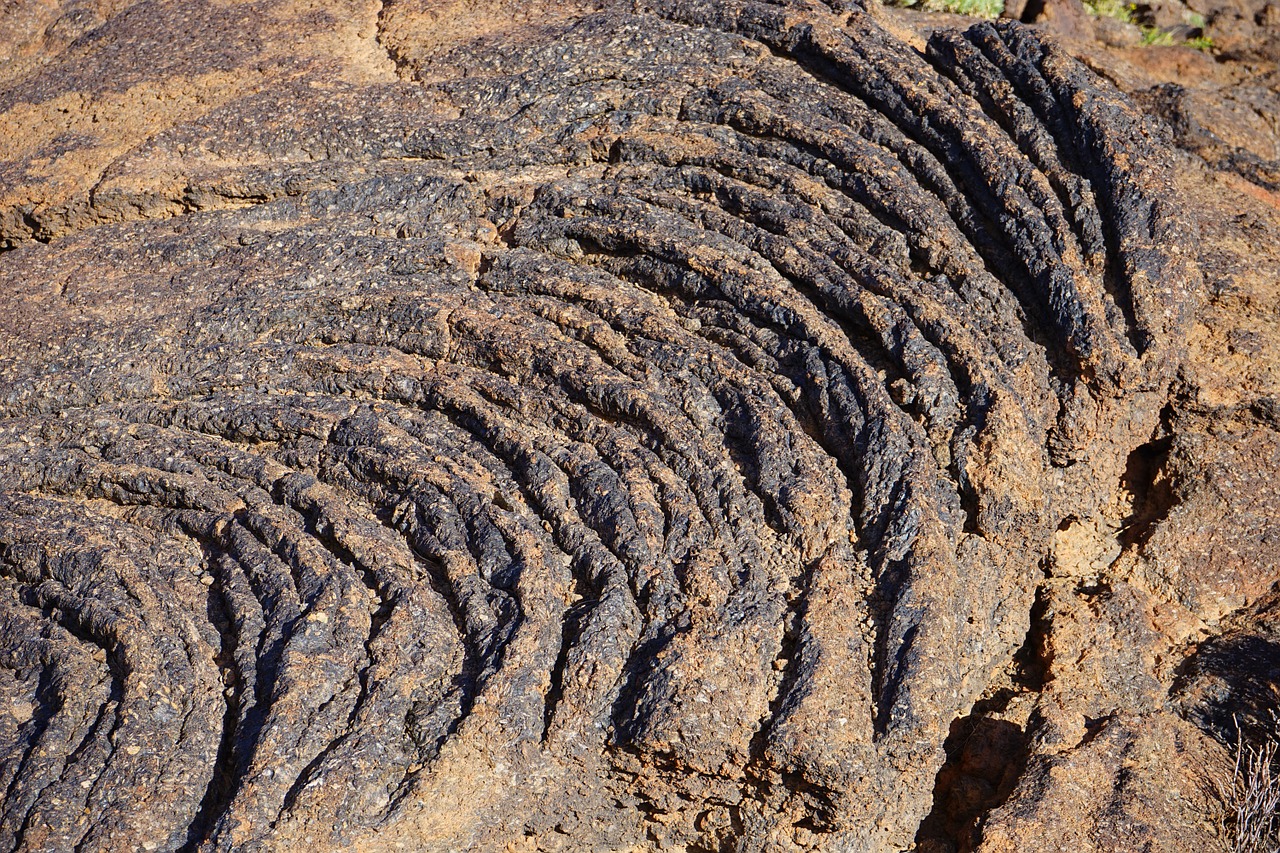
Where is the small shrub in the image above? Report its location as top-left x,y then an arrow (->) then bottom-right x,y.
1213,715 -> 1280,853
1080,0 -> 1215,50
1083,0 -> 1137,23
886,0 -> 1005,19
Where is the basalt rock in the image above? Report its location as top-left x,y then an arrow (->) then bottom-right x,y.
0,0 -> 1221,850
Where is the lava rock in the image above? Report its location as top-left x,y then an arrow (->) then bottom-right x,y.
0,1 -> 1211,850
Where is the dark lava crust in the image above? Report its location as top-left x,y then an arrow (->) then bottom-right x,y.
0,1 -> 1199,850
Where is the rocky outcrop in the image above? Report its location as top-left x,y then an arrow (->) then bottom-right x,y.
0,0 -> 1265,851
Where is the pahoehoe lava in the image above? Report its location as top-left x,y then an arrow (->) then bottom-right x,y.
0,0 -> 1199,850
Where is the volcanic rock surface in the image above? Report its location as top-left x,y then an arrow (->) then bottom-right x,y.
0,0 -> 1276,851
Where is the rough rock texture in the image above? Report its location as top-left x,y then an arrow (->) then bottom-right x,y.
0,0 -> 1274,851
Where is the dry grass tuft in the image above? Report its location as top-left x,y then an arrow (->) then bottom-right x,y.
1215,715 -> 1280,853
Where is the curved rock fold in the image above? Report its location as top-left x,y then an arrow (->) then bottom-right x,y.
0,1 -> 1197,850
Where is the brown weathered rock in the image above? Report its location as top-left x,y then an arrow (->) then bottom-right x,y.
1023,0 -> 1098,39
0,0 -> 1276,851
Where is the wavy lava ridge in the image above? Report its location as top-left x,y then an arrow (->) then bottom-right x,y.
0,2 -> 1197,850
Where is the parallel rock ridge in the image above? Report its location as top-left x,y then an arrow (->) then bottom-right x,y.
0,1 -> 1197,850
